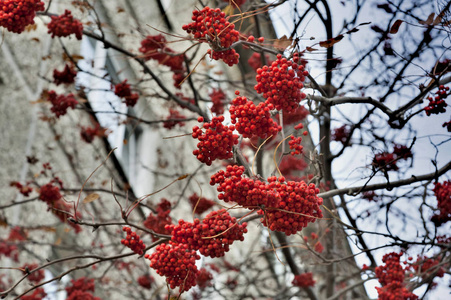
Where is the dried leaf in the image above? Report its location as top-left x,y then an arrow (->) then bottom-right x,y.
390,20 -> 403,34
177,174 -> 189,180
0,217 -> 8,228
83,193 -> 100,204
306,47 -> 318,52
273,35 -> 293,50
25,24 -> 37,32
419,13 -> 435,25
31,37 -> 40,42
319,35 -> 344,48
54,238 -> 62,246
433,14 -> 442,25
117,7 -> 125,13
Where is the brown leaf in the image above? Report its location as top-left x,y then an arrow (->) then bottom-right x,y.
319,35 -> 344,48
0,217 -> 8,228
117,7 -> 125,13
433,14 -> 442,25
306,47 -> 318,52
31,37 -> 40,42
273,35 -> 293,50
25,24 -> 37,32
177,174 -> 189,180
419,13 -> 435,25
83,193 -> 100,204
390,20 -> 403,34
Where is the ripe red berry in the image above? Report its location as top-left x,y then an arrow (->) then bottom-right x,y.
114,80 -> 139,107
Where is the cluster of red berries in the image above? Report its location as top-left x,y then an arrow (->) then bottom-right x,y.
0,239 -> 19,262
278,155 -> 308,176
424,85 -> 449,116
209,88 -> 226,115
331,125 -> 351,144
167,209 -> 248,258
189,193 -> 215,215
192,116 -> 239,165
21,288 -> 47,300
182,7 -> 240,66
259,177 -> 323,235
10,181 -> 33,197
146,242 -> 200,292
39,182 -> 62,204
248,53 -> 273,72
143,199 -> 173,241
223,0 -> 246,7
443,119 -> 451,132
163,108 -> 186,129
22,263 -> 45,284
196,268 -> 213,290
80,123 -> 108,143
288,135 -> 303,155
255,53 -> 308,113
362,190 -> 379,202
0,0 -> 44,33
292,272 -> 316,288
303,232 -> 324,253
137,274 -> 154,289
210,165 -> 280,208
8,226 -> 27,241
47,10 -> 83,40
375,252 -> 418,300
410,256 -> 445,279
50,197 -> 82,233
431,180 -> 451,225
65,277 -> 100,300
114,80 -> 139,107
53,64 -> 77,85
281,105 -> 309,125
229,92 -> 281,139
139,35 -> 186,88
47,91 -> 78,118
121,226 -> 146,255
372,144 -> 412,172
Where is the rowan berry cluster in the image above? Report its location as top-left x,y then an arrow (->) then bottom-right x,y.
137,274 -> 154,289
163,109 -> 186,129
121,226 -> 146,255
47,91 -> 78,118
331,125 -> 351,144
182,7 -> 240,66
39,182 -> 62,204
362,190 -> 380,202
0,0 -> 44,33
410,256 -> 445,279
167,209 -> 248,258
281,105 -> 309,125
230,93 -> 281,139
21,288 -> 47,300
278,155 -> 308,176
22,263 -> 44,283
196,268 -> 213,290
375,252 -> 417,300
53,64 -> 77,85
146,243 -> 200,292
372,144 -> 412,172
209,88 -> 226,115
292,272 -> 316,288
189,193 -> 215,215
10,181 -> 33,197
210,165 -> 280,208
431,180 -> 451,225
47,10 -> 83,40
259,177 -> 323,235
0,240 -> 19,261
139,35 -> 186,88
255,53 -> 308,113
65,277 -> 100,300
289,135 -> 303,155
143,199 -> 173,241
443,120 -> 451,132
80,123 -> 108,143
192,116 -> 239,165
248,53 -> 273,72
8,226 -> 27,241
114,80 -> 139,107
424,85 -> 449,116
